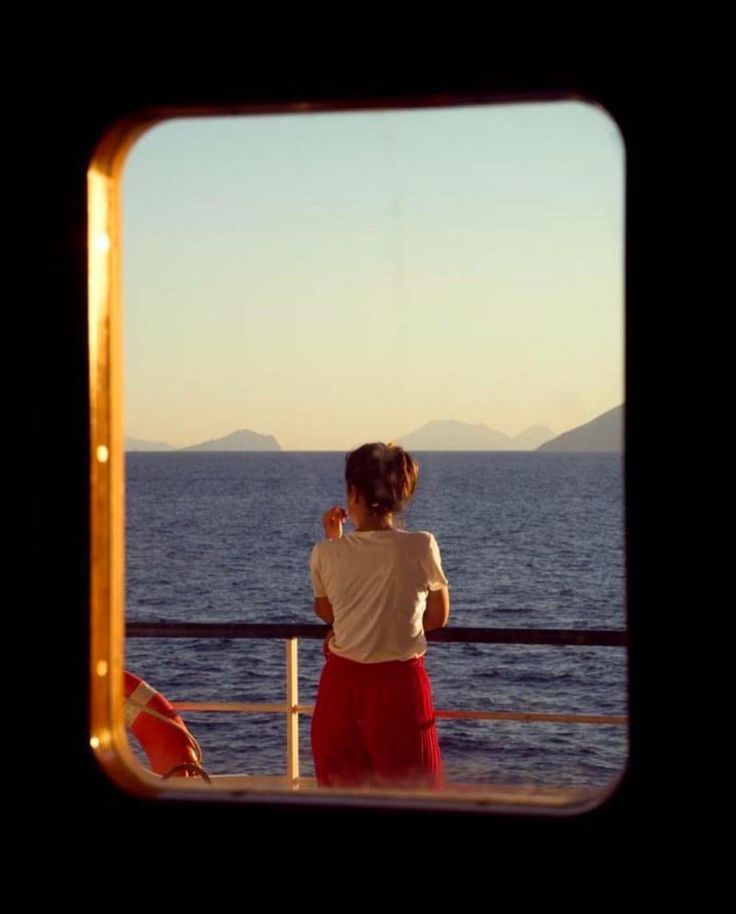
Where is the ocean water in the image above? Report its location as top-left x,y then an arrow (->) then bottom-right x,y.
125,451 -> 626,788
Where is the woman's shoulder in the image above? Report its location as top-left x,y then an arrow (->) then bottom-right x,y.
311,537 -> 348,559
309,540 -> 331,562
401,530 -> 440,551
312,530 -> 438,552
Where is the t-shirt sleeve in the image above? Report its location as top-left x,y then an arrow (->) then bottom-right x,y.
309,543 -> 327,598
422,533 -> 449,591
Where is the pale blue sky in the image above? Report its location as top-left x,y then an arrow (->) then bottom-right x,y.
122,100 -> 624,450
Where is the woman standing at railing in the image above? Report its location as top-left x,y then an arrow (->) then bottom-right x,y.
309,442 -> 450,789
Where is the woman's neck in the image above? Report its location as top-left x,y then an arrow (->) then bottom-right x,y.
355,514 -> 394,532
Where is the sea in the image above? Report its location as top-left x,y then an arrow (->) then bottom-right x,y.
125,451 -> 627,789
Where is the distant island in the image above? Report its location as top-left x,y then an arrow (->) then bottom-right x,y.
125,428 -> 281,452
126,407 -> 622,453
184,429 -> 281,452
537,404 -> 623,452
124,436 -> 175,452
397,419 -> 556,451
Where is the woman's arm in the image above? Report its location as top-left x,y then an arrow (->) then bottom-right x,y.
314,596 -> 334,625
423,586 -> 450,631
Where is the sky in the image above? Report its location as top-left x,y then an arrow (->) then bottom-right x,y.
122,100 -> 624,450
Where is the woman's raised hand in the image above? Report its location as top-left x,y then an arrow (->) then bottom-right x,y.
322,505 -> 348,540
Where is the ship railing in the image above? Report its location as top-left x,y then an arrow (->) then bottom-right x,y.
126,621 -> 627,795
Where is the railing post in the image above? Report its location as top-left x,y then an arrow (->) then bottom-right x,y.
286,637 -> 299,789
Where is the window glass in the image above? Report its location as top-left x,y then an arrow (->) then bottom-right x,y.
121,101 -> 626,802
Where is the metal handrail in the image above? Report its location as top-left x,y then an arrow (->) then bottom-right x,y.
126,621 -> 628,786
127,621 -> 627,646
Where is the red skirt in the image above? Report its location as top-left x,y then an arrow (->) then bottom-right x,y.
311,651 -> 443,789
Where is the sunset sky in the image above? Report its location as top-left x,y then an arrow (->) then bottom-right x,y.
122,99 -> 624,450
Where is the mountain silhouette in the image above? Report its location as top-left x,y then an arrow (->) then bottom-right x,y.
537,405 -> 623,452
124,436 -> 175,451
512,425 -> 557,450
397,419 -> 555,451
184,429 -> 281,451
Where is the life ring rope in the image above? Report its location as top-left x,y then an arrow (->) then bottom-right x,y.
163,762 -> 212,783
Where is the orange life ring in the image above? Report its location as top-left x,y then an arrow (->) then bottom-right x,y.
124,671 -> 210,781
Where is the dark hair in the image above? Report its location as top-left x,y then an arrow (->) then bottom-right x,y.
345,442 -> 419,516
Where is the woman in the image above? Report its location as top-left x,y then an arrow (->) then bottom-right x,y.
309,442 -> 450,789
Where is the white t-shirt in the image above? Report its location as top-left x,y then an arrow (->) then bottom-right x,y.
309,529 -> 449,663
